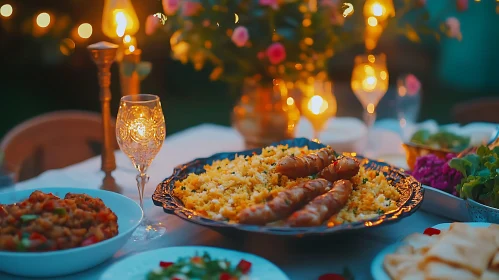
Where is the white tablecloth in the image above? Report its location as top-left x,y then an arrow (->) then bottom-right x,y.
1,119 -> 471,280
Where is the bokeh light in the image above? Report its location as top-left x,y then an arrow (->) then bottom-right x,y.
77,23 -> 92,39
36,12 -> 51,28
60,38 -> 76,56
123,34 -> 132,43
0,4 -> 13,18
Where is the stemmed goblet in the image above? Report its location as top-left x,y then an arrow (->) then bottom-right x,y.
116,94 -> 166,241
351,53 -> 389,154
300,79 -> 337,142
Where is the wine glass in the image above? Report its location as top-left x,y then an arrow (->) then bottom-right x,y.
351,53 -> 388,154
351,53 -> 388,128
300,79 -> 337,142
116,94 -> 166,241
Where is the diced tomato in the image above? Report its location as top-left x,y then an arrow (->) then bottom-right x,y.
237,259 -> 252,274
423,227 -> 441,236
318,274 -> 345,280
191,256 -> 203,264
29,232 -> 47,242
97,211 -> 109,222
81,236 -> 98,247
159,261 -> 173,268
0,206 -> 8,217
43,200 -> 55,211
219,272 -> 232,280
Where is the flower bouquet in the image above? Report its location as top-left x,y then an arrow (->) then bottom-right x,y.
146,0 -> 463,89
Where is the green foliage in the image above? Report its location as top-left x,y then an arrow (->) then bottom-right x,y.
449,146 -> 499,208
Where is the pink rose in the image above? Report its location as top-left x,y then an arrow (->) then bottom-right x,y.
266,43 -> 286,64
259,0 -> 279,10
456,0 -> 468,12
162,0 -> 180,15
231,26 -> 249,47
145,15 -> 161,36
445,17 -> 462,40
182,1 -> 201,17
405,74 -> 421,96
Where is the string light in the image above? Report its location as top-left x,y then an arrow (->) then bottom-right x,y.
36,12 -> 51,28
0,4 -> 13,18
77,23 -> 92,39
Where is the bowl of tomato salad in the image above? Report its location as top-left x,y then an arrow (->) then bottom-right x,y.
0,187 -> 142,277
147,253 -> 252,280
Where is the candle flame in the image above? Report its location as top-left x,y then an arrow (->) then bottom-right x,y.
371,3 -> 383,17
362,76 -> 377,91
234,13 -> 239,23
128,45 -> 135,53
308,95 -> 328,115
342,3 -> 354,18
115,11 -> 127,37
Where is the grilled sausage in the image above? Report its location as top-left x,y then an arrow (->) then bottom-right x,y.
238,179 -> 331,225
287,180 -> 353,227
276,147 -> 336,179
318,157 -> 360,182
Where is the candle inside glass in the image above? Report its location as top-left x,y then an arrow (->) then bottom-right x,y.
300,80 -> 337,141
351,54 -> 389,115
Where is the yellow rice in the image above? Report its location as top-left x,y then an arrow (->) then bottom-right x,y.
173,145 -> 400,224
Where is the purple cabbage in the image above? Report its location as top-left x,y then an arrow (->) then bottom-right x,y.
410,153 -> 463,196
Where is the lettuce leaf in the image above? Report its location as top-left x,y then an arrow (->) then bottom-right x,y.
449,145 -> 499,208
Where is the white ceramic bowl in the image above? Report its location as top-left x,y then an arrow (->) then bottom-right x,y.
0,187 -> 143,278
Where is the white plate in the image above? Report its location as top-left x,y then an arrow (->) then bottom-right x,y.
0,188 -> 143,278
420,185 -> 469,222
100,246 -> 289,280
371,222 -> 491,280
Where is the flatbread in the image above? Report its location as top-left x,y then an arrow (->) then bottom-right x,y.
490,251 -> 499,269
395,244 -> 414,255
403,233 -> 437,254
424,224 -> 497,275
480,269 -> 499,280
424,261 -> 476,280
384,223 -> 499,280
383,253 -> 423,280
488,224 -> 499,247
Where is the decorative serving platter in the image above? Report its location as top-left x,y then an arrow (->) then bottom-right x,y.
153,138 -> 424,236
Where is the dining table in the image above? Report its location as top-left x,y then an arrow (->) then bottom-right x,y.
0,118 -> 455,280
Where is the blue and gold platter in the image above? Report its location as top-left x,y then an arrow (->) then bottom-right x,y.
153,138 -> 424,236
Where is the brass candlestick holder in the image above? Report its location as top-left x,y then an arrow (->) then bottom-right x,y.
88,41 -> 121,193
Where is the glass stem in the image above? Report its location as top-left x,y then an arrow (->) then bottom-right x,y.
363,110 -> 377,130
363,110 -> 377,157
313,130 -> 319,141
136,172 -> 149,212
